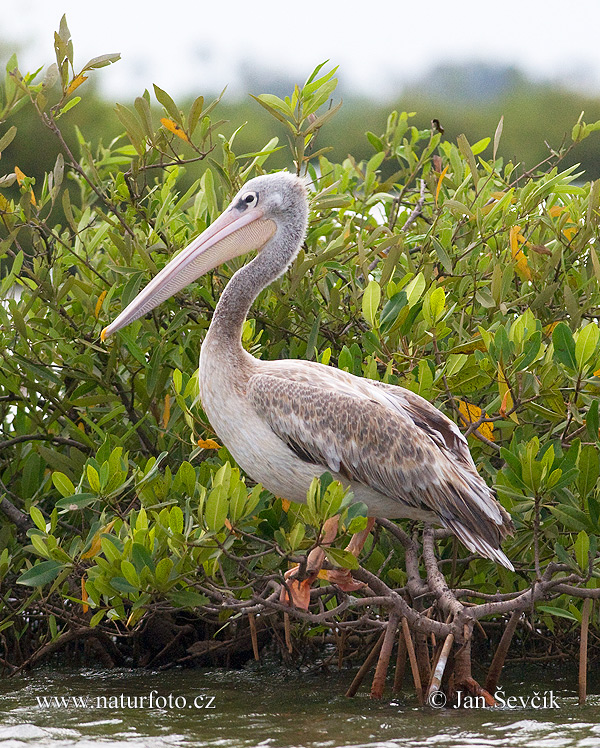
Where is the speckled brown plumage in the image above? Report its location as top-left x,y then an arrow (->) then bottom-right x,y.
247,361 -> 514,567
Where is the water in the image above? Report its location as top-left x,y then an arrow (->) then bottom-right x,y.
0,664 -> 598,747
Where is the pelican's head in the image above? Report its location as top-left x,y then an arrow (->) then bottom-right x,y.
101,172 -> 308,340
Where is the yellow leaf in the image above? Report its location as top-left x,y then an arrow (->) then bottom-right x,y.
14,165 -> 36,206
549,205 -> 566,217
77,421 -> 86,432
457,400 -> 495,441
160,117 -> 189,142
562,226 -> 577,241
510,224 -> 531,280
66,74 -> 87,95
94,290 -> 107,319
544,321 -> 559,337
81,520 -> 117,560
281,498 -> 291,512
81,577 -> 89,613
197,438 -> 220,450
162,394 -> 171,429
498,367 -> 519,424
435,165 -> 449,206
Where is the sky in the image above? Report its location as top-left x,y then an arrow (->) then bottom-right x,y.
2,0 -> 600,100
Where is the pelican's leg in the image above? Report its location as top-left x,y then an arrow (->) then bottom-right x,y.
326,516 -> 376,591
280,515 -> 340,610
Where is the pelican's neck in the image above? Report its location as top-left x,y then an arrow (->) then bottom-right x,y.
202,231 -> 299,365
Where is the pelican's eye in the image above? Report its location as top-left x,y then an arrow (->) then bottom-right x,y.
237,191 -> 259,210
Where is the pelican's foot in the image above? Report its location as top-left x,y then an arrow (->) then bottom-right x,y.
326,567 -> 366,592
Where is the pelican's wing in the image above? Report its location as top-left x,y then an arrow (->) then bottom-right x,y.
369,381 -> 477,470
247,368 -> 513,568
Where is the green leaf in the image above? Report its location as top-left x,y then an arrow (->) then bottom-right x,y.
168,506 -> 184,535
169,589 -> 209,608
379,291 -> 407,333
552,322 -> 577,371
362,279 -> 381,329
537,605 -> 579,621
55,493 -> 98,511
30,507 -> 46,532
17,560 -> 63,587
325,547 -> 359,569
578,445 -> 599,499
0,125 -> 17,153
549,505 -> 591,532
153,84 -> 180,123
52,471 -> 75,498
404,272 -> 426,307
205,486 -> 228,532
87,465 -> 100,492
575,530 -> 590,572
132,542 -> 155,573
575,322 -> 599,370
120,560 -> 140,588
586,400 -> 599,442
154,557 -> 173,588
82,53 -> 121,71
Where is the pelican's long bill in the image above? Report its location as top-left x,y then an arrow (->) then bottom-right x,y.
101,206 -> 276,341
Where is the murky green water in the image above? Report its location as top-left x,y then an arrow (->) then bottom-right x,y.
0,663 -> 598,747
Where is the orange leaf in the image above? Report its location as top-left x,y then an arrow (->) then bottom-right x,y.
435,164 -> 449,206
14,165 -> 36,206
94,290 -> 107,319
160,117 -> 189,142
499,389 -> 511,418
457,400 -> 494,441
224,518 -> 233,531
81,520 -> 117,560
281,498 -> 291,512
509,225 -> 531,280
162,394 -> 171,429
66,74 -> 87,95
197,438 -> 220,450
544,321 -> 559,337
81,577 -> 89,614
549,205 -> 566,217
14,166 -> 26,185
562,226 -> 577,241
498,366 -> 519,424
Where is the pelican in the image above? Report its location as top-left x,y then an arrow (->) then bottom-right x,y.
102,172 -> 514,605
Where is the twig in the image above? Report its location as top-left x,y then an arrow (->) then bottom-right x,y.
579,598 -> 592,705
485,610 -> 521,694
401,617 -> 423,705
345,631 -> 385,698
248,613 -> 260,661
392,626 -> 407,693
427,632 -> 454,699
0,496 -> 32,532
370,612 -> 400,699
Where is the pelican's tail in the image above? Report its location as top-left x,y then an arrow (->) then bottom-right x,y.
443,517 -> 515,571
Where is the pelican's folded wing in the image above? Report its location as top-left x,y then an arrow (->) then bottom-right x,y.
247,371 -> 513,569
